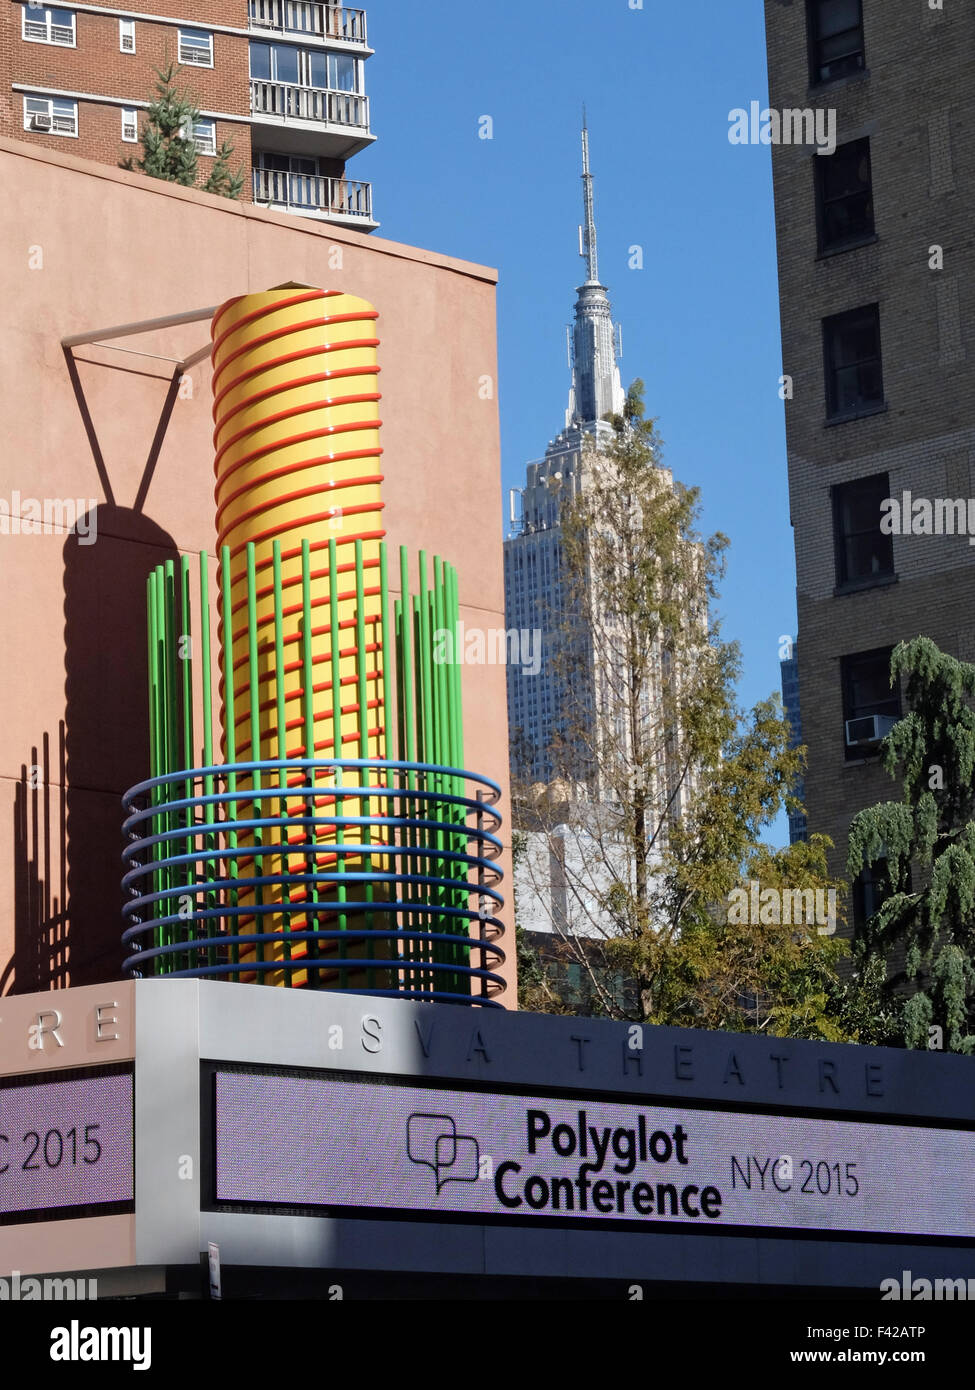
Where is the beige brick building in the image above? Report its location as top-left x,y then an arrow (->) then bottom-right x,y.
1,0 -> 376,227
764,0 -> 975,929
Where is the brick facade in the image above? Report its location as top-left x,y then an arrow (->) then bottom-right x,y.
2,0 -> 375,219
3,4 -> 252,192
764,0 -> 975,916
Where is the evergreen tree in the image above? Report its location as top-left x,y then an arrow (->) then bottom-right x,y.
848,636 -> 975,1052
121,64 -> 243,199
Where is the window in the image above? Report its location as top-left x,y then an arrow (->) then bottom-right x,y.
823,304 -> 884,420
841,648 -> 900,759
249,40 -> 359,91
816,138 -> 874,253
189,118 -> 216,155
178,27 -> 213,66
807,0 -> 865,85
832,473 -> 894,589
121,107 -> 138,142
852,860 -> 891,933
119,18 -> 135,52
23,94 -> 78,136
22,5 -> 75,45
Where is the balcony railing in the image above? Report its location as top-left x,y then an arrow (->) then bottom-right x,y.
248,1 -> 367,44
253,168 -> 373,220
250,80 -> 369,129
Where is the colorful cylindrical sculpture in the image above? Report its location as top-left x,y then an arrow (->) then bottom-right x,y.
211,286 -> 388,981
211,285 -> 385,766
121,283 -> 507,1004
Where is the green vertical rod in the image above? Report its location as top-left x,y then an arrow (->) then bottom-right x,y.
163,560 -> 178,970
327,538 -> 348,968
450,564 -> 466,986
379,542 -> 396,986
272,539 -> 292,978
156,566 -> 171,972
354,540 -> 375,989
220,546 -> 240,981
418,555 -> 437,993
394,596 -> 414,987
431,556 -> 447,980
457,564 -> 474,994
417,554 -> 432,766
398,549 -> 416,990
398,548 -> 416,778
412,595 -> 428,989
179,555 -> 194,972
146,573 -> 160,969
198,550 -> 217,970
448,564 -> 469,993
179,555 -> 194,779
379,543 -> 393,764
450,564 -> 468,965
302,538 -> 323,984
438,564 -> 456,986
246,543 -> 266,982
153,565 -> 166,970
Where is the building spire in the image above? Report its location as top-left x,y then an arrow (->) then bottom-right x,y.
580,109 -> 599,285
565,115 -> 625,431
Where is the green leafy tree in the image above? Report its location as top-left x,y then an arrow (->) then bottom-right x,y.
848,636 -> 975,1052
514,382 -> 852,1037
121,64 -> 243,199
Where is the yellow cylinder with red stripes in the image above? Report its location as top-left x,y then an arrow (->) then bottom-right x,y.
210,284 -> 389,984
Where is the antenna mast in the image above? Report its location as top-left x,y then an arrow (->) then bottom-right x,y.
580,108 -> 599,284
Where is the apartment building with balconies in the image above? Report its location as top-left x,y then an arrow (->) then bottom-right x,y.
1,0 -> 377,227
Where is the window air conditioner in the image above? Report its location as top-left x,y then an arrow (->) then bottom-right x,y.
845,713 -> 896,747
30,114 -> 52,130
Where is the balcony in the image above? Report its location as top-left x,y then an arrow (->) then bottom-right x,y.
252,167 -> 377,229
250,79 -> 373,158
248,1 -> 368,46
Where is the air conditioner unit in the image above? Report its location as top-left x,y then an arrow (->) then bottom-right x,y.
845,713 -> 896,747
30,114 -> 52,131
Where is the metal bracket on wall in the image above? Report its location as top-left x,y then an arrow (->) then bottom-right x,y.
61,305 -> 218,371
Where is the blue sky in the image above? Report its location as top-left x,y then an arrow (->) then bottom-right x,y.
357,1 -> 794,840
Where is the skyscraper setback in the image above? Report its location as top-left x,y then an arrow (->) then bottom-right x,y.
2,0 -> 376,227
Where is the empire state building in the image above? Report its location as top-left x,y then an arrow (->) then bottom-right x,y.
503,120 -> 626,786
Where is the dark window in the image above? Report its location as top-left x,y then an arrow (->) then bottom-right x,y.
833,473 -> 894,587
823,305 -> 884,420
841,647 -> 900,759
853,860 -> 911,933
852,859 -> 891,932
816,138 -> 874,252
807,0 -> 865,85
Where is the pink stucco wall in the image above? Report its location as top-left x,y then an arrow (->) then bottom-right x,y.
0,136 -> 514,1003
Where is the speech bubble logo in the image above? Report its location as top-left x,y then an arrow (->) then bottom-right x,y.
407,1113 -> 480,1193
